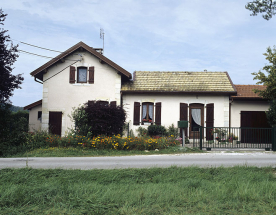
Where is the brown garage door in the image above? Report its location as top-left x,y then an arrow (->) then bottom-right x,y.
49,112 -> 62,136
240,111 -> 271,143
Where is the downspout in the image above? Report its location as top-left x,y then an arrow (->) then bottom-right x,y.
229,97 -> 234,128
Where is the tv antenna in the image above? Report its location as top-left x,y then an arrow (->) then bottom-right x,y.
100,28 -> 104,54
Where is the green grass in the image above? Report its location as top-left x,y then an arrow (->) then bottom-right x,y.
0,167 -> 275,214
9,146 -> 202,157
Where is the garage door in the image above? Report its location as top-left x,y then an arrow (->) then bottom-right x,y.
240,111 -> 271,143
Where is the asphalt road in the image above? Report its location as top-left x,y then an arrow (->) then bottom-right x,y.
0,152 -> 276,169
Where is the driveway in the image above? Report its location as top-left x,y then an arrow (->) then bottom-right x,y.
1,152 -> 276,169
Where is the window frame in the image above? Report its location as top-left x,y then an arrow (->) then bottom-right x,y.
142,102 -> 154,125
77,67 -> 88,83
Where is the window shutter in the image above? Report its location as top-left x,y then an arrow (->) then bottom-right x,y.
88,100 -> 94,107
180,103 -> 188,138
206,103 -> 214,140
97,101 -> 108,106
155,102 -> 161,125
69,66 -> 75,83
110,101 -> 117,107
133,102 -> 140,125
88,67 -> 94,84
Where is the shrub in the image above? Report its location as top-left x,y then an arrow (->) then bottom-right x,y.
166,124 -> 179,137
137,126 -> 148,137
147,125 -> 166,137
70,100 -> 126,137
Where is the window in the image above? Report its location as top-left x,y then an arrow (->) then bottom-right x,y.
38,111 -> 42,122
142,102 -> 153,124
70,66 -> 94,84
77,67 -> 87,83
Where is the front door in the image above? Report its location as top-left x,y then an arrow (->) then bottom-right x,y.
189,104 -> 204,139
49,111 -> 62,136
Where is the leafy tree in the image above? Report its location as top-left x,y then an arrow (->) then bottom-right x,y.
252,46 -> 276,127
266,100 -> 276,126
0,8 -> 23,104
245,0 -> 276,20
252,46 -> 276,100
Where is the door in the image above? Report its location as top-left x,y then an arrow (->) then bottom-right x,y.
240,111 -> 271,143
49,112 -> 62,136
189,104 -> 204,139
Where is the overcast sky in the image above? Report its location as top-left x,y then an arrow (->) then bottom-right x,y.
2,0 -> 276,107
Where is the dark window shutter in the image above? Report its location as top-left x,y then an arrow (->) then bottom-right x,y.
206,103 -> 214,140
88,67 -> 94,84
133,102 -> 140,125
88,100 -> 94,107
69,66 -> 75,83
180,103 -> 188,138
110,101 -> 117,107
97,100 -> 109,106
155,102 -> 161,125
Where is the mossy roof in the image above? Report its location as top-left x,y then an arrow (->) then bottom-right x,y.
121,71 -> 236,93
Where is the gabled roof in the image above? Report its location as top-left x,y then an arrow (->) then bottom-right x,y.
31,41 -> 132,81
231,85 -> 267,100
24,99 -> 42,110
121,71 -> 236,94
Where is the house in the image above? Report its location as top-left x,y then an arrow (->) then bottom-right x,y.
24,41 -> 270,137
24,41 -> 132,135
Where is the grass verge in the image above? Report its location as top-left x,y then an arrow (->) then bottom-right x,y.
9,146 -> 202,157
0,167 -> 275,214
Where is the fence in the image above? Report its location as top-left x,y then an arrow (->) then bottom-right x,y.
191,127 -> 276,151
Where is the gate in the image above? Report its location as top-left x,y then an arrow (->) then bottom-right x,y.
192,127 -> 276,151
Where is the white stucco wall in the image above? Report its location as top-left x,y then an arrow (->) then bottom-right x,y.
230,100 -> 269,127
28,104 -> 42,132
41,50 -> 122,136
123,94 -> 230,137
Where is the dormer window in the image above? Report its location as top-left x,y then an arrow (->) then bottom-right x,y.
77,67 -> 87,83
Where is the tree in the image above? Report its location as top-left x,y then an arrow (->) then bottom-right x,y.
252,46 -> 276,100
245,0 -> 276,20
0,8 -> 23,104
252,46 -> 276,126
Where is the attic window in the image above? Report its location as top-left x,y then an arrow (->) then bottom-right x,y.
77,67 -> 87,83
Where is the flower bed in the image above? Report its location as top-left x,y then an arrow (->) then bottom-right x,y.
43,134 -> 179,150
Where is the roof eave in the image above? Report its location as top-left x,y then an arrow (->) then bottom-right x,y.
30,41 -> 132,81
24,99 -> 42,110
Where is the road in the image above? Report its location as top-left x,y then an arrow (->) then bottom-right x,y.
0,152 -> 276,169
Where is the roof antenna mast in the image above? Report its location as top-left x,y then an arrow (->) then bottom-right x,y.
100,28 -> 104,54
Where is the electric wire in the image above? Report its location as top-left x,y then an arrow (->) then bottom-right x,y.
20,41 -> 63,53
43,60 -> 80,82
19,49 -> 80,62
11,38 -> 63,53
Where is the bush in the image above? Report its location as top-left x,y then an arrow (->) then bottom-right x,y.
137,126 -> 148,137
70,101 -> 126,137
0,105 -> 29,157
166,124 -> 179,137
147,125 -> 166,137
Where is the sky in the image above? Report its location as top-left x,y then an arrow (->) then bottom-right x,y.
2,0 -> 276,107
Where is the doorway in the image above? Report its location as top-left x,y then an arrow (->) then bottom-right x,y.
49,111 -> 62,136
189,104 -> 204,138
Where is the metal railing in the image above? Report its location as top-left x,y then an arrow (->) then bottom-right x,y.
191,127 -> 275,151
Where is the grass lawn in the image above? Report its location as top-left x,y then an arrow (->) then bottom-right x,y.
9,145 -> 202,157
0,167 -> 275,214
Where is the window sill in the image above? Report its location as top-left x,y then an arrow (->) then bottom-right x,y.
72,83 -> 91,86
143,122 -> 152,126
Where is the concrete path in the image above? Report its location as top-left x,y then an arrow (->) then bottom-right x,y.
0,152 -> 276,169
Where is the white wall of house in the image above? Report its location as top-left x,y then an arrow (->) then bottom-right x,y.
123,94 -> 230,137
230,100 -> 269,127
28,104 -> 42,132
41,50 -> 122,136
